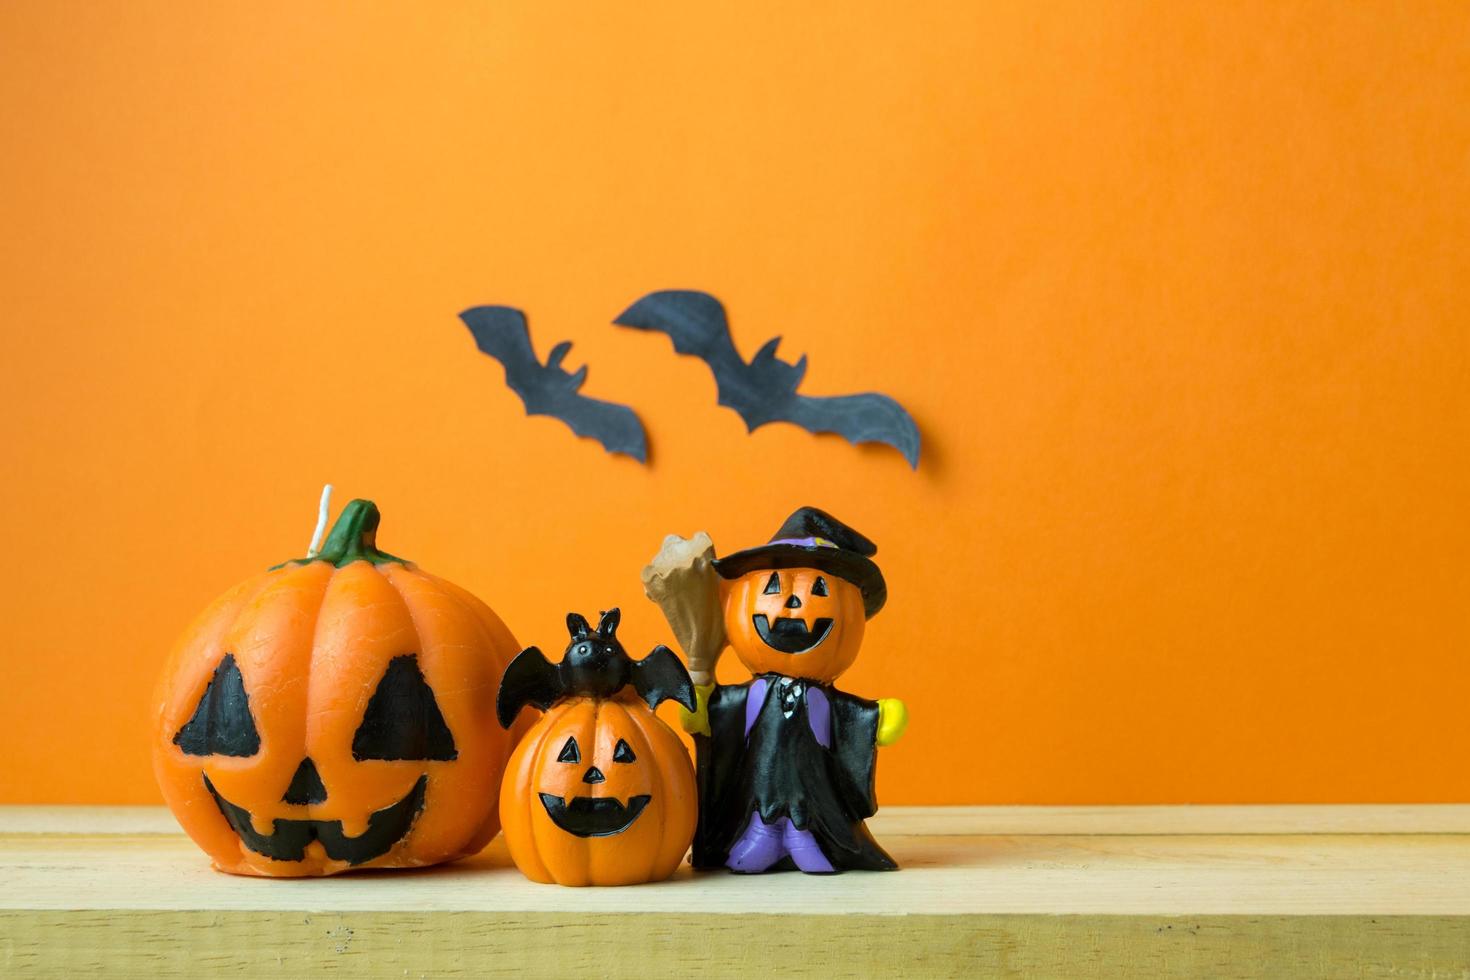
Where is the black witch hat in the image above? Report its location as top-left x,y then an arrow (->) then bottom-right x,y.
712,506 -> 887,618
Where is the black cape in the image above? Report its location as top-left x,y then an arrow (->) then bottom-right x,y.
691,675 -> 897,871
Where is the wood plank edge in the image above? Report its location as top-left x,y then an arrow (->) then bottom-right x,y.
2,910 -> 1468,979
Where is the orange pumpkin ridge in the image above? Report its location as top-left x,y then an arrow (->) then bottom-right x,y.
152,499 -> 523,877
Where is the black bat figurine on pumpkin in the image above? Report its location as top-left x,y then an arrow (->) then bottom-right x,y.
459,305 -> 648,463
496,608 -> 695,729
614,290 -> 920,468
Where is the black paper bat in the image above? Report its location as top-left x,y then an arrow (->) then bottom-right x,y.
459,306 -> 648,463
613,290 -> 920,468
496,608 -> 695,729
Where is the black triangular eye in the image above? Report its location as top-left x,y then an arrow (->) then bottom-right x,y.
282,757 -> 327,805
173,654 -> 260,757
613,739 -> 636,763
812,576 -> 829,597
763,572 -> 781,595
352,655 -> 457,761
557,736 -> 580,763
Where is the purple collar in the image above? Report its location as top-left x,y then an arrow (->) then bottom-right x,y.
744,676 -> 832,748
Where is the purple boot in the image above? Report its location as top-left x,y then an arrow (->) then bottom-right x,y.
726,815 -> 784,873
782,818 -> 835,873
727,815 -> 836,874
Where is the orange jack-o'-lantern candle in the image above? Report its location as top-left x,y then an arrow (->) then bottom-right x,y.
496,608 -> 697,886
151,498 -> 528,877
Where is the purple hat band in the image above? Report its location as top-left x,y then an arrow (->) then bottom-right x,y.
769,536 -> 837,549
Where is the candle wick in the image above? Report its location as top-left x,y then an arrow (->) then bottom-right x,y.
306,484 -> 334,557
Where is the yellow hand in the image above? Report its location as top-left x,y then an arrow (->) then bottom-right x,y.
876,698 -> 908,746
680,684 -> 715,737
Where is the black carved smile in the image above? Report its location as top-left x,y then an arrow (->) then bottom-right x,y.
538,793 -> 651,837
752,614 -> 833,654
204,773 -> 426,865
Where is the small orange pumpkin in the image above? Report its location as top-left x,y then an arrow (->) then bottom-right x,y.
151,499 -> 527,877
496,609 -> 696,886
721,566 -> 867,683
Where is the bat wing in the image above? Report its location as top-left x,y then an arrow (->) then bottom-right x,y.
496,646 -> 563,729
614,290 -> 748,386
785,392 -> 921,468
540,387 -> 648,463
629,644 -> 696,712
461,306 -> 648,463
459,306 -> 539,392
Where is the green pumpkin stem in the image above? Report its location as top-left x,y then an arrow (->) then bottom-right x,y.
276,499 -> 408,569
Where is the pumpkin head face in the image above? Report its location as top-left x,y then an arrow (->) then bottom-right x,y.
151,500 -> 527,877
501,695 -> 693,885
497,609 -> 696,886
722,565 -> 865,683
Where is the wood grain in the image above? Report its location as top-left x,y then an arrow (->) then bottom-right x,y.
3,806 -> 1469,977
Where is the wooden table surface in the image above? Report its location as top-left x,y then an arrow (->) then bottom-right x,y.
3,804 -> 1469,977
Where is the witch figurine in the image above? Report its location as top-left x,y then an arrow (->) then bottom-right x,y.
642,507 -> 907,874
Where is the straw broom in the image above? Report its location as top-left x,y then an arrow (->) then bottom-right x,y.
640,531 -> 726,686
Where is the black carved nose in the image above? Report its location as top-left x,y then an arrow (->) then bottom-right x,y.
784,594 -> 803,609
582,765 -> 605,784
282,757 -> 327,805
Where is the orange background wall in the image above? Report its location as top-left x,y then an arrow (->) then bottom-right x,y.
2,2 -> 1467,806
